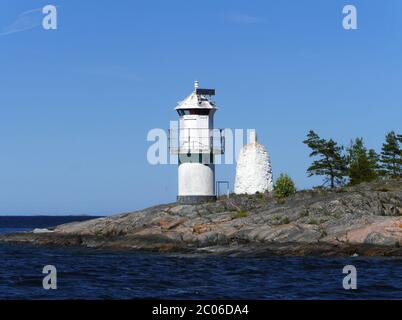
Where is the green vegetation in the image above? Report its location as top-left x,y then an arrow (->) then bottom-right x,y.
299,211 -> 309,218
380,131 -> 402,178
308,219 -> 318,225
347,138 -> 379,185
303,130 -> 347,188
375,187 -> 391,192
232,210 -> 248,219
274,173 -> 297,198
303,130 -> 401,188
273,215 -> 290,225
256,192 -> 264,199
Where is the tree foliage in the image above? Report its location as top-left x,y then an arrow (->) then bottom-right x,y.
274,173 -> 296,198
303,130 -> 401,188
347,138 -> 378,185
303,130 -> 348,188
380,131 -> 401,178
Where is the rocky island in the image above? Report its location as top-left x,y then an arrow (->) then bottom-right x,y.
1,179 -> 401,257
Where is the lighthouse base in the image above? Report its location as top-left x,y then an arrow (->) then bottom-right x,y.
177,195 -> 216,205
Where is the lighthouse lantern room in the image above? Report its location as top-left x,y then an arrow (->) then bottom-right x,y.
169,81 -> 224,204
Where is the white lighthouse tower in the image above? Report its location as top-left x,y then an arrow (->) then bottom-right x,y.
170,81 -> 224,204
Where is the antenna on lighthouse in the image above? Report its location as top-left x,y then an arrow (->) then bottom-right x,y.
193,80 -> 215,96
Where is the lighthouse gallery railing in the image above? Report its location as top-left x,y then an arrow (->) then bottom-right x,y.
168,128 -> 225,154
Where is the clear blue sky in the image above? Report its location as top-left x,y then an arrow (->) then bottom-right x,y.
0,0 -> 401,215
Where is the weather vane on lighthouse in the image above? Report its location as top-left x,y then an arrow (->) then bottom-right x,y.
169,81 -> 225,204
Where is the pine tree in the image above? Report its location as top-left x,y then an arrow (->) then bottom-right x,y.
380,131 -> 401,178
368,148 -> 381,175
347,138 -> 378,185
303,130 -> 347,188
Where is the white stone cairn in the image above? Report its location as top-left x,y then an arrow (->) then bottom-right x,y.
234,130 -> 273,194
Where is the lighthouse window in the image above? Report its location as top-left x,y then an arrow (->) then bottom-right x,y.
177,110 -> 190,116
191,109 -> 210,115
178,109 -> 210,116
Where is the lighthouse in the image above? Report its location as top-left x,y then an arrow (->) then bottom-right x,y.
169,81 -> 224,204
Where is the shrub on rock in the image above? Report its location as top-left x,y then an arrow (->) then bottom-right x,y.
274,174 -> 297,198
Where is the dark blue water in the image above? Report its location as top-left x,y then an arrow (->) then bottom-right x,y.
1,217 -> 402,299
0,216 -> 102,234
